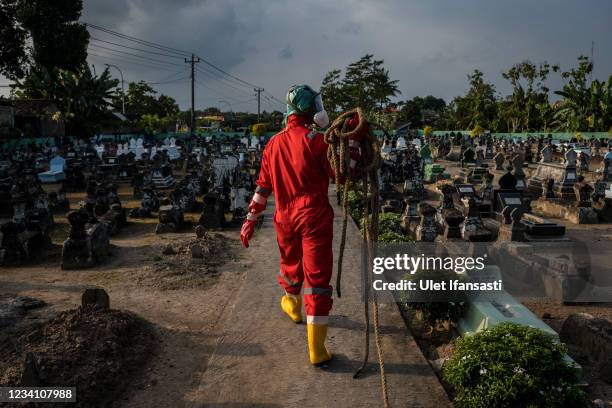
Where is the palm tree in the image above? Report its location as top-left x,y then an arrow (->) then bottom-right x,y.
16,66 -> 119,137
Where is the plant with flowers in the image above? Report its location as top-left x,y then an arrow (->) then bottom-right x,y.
443,323 -> 588,407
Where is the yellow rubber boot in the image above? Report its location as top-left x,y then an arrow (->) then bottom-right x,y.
281,294 -> 302,323
307,323 -> 332,366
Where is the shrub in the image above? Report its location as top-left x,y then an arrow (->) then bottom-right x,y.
252,123 -> 267,136
337,183 -> 366,221
359,212 -> 411,243
378,231 -> 410,243
443,323 -> 588,408
400,268 -> 466,327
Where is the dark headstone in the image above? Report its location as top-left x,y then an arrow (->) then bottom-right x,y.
81,288 -> 110,309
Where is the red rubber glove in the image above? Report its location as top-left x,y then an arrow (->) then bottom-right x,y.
240,218 -> 256,248
248,199 -> 265,215
240,188 -> 269,248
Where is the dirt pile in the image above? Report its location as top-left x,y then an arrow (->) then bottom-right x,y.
137,231 -> 231,290
0,306 -> 154,407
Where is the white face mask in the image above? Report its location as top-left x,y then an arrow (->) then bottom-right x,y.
313,94 -> 329,128
313,109 -> 329,128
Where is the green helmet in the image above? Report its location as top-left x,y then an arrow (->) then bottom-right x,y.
286,84 -> 319,117
285,84 -> 329,128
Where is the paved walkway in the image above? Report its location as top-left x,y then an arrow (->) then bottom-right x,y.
189,190 -> 450,408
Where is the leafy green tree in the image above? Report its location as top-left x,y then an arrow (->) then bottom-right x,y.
445,70 -> 498,131
501,60 -> 558,132
16,66 -> 118,137
397,95 -> 446,128
118,81 -> 179,118
0,0 -> 88,78
0,0 -> 28,80
320,69 -> 344,117
320,54 -> 400,119
553,56 -> 612,132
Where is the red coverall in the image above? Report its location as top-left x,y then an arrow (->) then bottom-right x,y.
256,114 -> 334,324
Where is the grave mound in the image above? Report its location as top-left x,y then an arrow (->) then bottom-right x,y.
0,306 -> 154,407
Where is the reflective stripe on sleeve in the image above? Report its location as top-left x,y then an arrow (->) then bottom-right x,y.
307,315 -> 329,325
303,287 -> 333,297
246,211 -> 261,221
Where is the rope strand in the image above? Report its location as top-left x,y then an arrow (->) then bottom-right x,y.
324,109 -> 389,407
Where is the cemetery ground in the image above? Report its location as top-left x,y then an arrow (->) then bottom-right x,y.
0,182 -> 248,407
2,148 -> 612,406
0,182 -> 452,408
415,158 -> 612,405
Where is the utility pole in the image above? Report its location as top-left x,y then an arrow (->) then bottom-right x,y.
254,87 -> 264,122
185,53 -> 201,137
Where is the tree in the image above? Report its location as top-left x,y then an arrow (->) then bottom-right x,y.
320,54 -> 400,120
320,69 -> 344,116
397,95 -> 446,128
501,60 -> 558,132
0,0 -> 28,80
117,81 -> 179,118
15,66 -> 119,137
553,56 -> 612,132
451,70 -> 498,131
0,0 -> 89,78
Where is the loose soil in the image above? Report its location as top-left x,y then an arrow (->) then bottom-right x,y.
0,306 -> 154,408
0,183 -> 246,407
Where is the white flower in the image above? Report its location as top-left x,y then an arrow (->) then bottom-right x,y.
479,368 -> 488,375
513,367 -> 525,374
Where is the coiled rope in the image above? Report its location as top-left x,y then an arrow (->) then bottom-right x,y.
324,108 -> 390,408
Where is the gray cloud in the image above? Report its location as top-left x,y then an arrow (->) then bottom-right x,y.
278,45 -> 294,60
2,0 -> 611,112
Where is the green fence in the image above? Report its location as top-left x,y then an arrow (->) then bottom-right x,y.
426,131 -> 611,140
1,131 -> 279,148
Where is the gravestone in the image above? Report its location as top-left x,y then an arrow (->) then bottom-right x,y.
415,203 -> 438,242
601,155 -> 612,182
527,149 -> 578,200
38,156 -> 66,183
461,147 -> 476,168
494,152 -> 505,170
511,154 -> 526,191
441,208 -> 464,241
461,197 -> 492,242
81,288 -> 110,309
155,203 -> 184,234
540,145 -> 553,163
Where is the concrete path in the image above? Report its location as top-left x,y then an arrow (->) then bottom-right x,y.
188,190 -> 450,408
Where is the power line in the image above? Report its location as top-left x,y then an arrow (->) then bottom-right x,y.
85,22 -> 287,109
194,77 -> 251,103
90,37 -> 185,60
195,66 -> 257,97
85,23 -> 278,94
84,23 -> 191,57
88,43 -> 183,67
147,76 -> 190,85
195,64 -> 253,91
88,51 -> 186,73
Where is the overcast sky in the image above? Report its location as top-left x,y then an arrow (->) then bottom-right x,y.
2,0 -> 612,112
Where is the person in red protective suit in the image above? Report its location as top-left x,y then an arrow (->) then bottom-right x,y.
240,85 -> 364,367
